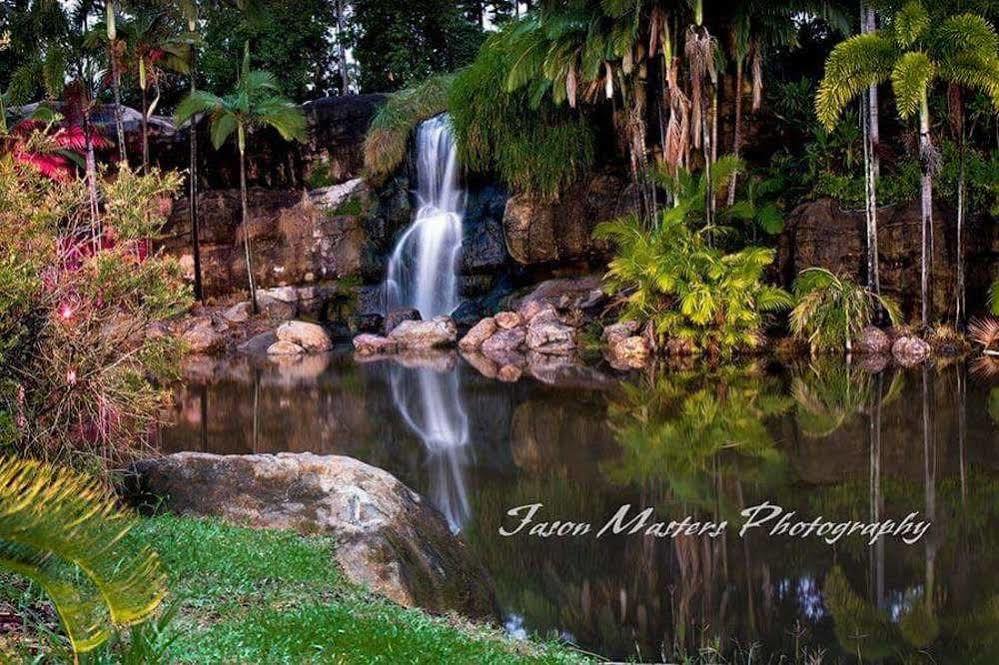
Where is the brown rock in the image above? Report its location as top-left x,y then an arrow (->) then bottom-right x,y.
387,317 -> 458,349
497,365 -> 523,382
276,321 -> 333,353
126,452 -> 497,620
607,336 -> 649,369
855,326 -> 891,355
493,311 -> 522,330
892,336 -> 931,367
353,334 -> 398,356
266,340 -> 305,356
481,327 -> 526,360
458,317 -> 498,352
525,310 -> 577,355
384,308 -> 422,335
602,321 -> 641,347
182,319 -> 224,355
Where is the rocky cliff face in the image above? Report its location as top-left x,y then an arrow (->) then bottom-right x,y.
777,198 -> 998,321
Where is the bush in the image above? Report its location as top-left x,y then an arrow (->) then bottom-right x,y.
790,268 -> 901,353
595,212 -> 792,357
0,158 -> 191,464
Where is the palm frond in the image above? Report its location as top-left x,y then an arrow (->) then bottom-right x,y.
891,51 -> 935,118
816,34 -> 897,129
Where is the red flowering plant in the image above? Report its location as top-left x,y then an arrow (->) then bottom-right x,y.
0,153 -> 191,464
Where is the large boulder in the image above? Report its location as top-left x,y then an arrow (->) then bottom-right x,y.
855,326 -> 891,355
606,336 -> 650,370
892,336 -> 931,367
513,276 -> 607,322
778,198 -> 999,321
387,317 -> 458,349
525,309 -> 577,355
383,308 -> 422,335
481,327 -> 527,362
502,174 -> 631,265
458,317 -> 498,352
125,452 -> 497,620
181,318 -> 224,355
352,334 -> 398,356
276,321 -> 333,353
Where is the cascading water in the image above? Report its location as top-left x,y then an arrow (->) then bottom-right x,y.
383,114 -> 464,319
383,114 -> 471,533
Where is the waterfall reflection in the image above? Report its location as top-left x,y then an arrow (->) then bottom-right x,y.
388,359 -> 472,533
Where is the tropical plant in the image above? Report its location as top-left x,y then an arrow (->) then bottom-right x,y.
363,73 -> 453,180
595,211 -> 792,357
0,456 -> 166,654
83,1 -> 129,162
969,316 -> 999,354
816,1 -> 999,326
175,57 -> 306,312
790,268 -> 901,353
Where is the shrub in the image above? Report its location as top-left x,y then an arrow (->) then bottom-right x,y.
363,73 -> 453,180
790,268 -> 901,353
595,213 -> 792,357
0,158 -> 191,463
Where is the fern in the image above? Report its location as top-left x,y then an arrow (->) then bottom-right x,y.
0,457 -> 166,653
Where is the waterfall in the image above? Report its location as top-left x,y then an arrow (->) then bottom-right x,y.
389,364 -> 471,533
383,115 -> 464,319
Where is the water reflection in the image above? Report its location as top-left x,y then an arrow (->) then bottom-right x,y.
388,359 -> 472,533
161,354 -> 999,662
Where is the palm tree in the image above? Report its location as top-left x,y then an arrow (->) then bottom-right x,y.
106,0 -> 127,163
816,2 -> 999,326
122,10 -> 190,172
178,0 -> 204,302
175,57 -> 305,312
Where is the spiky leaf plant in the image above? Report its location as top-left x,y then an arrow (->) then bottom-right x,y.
969,316 -> 999,354
362,74 -> 453,180
791,268 -> 901,354
0,457 -> 166,653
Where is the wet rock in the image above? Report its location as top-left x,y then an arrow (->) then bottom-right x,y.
387,317 -> 458,349
238,330 -> 278,355
353,334 -> 398,356
182,319 -> 224,355
125,452 -> 498,621
222,301 -> 252,323
461,351 -> 499,379
384,308 -> 422,335
855,326 -> 891,355
606,336 -> 649,370
481,327 -> 526,359
892,336 -> 931,367
526,310 -> 577,355
497,365 -> 523,382
267,340 -> 305,356
514,276 -> 606,318
458,317 -> 497,352
492,311 -> 521,330
276,321 -> 333,353
602,321 -> 641,347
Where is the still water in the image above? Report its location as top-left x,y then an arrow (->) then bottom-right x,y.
161,351 -> 999,663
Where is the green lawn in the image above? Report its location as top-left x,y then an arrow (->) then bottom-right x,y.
2,515 -> 589,664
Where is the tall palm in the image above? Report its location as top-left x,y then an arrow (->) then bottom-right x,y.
817,1 -> 999,326
106,0 -> 127,163
122,10 -> 190,172
175,58 -> 305,312
178,0 -> 204,302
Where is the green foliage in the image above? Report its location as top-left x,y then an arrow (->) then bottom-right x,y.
351,0 -> 484,93
595,211 -> 792,357
449,28 -> 597,198
991,280 -> 999,316
0,159 -> 191,462
791,268 -> 901,352
363,73 -> 453,180
0,457 -> 165,654
791,359 -> 902,437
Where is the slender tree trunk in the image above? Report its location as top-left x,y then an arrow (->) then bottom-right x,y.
140,83 -> 149,172
84,108 -> 101,234
239,127 -> 258,313
335,0 -> 350,94
919,95 -> 933,327
956,122 -> 967,327
727,57 -> 743,206
862,3 -> 880,295
189,47 -> 204,302
111,54 -> 127,163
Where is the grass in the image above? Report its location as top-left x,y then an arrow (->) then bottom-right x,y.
1,515 -> 588,664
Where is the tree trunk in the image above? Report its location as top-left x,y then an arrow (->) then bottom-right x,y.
111,55 -> 127,164
239,127 -> 258,313
919,96 -> 933,327
336,0 -> 350,94
956,106 -> 967,327
727,57 -> 743,206
189,47 -> 204,303
83,108 -> 101,234
140,82 -> 149,172
862,3 -> 880,295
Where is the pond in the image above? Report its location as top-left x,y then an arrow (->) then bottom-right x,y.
160,351 -> 999,663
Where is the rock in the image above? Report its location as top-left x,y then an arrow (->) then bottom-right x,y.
497,365 -> 523,382
514,276 -> 606,318
222,301 -> 252,323
182,319 -> 223,355
665,338 -> 696,356
276,321 -> 333,353
493,311 -> 522,330
526,310 -> 577,355
606,336 -> 650,369
502,174 -> 630,265
267,340 -> 305,356
257,292 -> 297,320
892,336 -> 931,367
387,317 -> 458,349
238,330 -> 278,355
602,321 -> 641,347
126,452 -> 497,621
517,300 -> 546,324
259,286 -> 299,303
353,334 -> 398,356
352,312 -> 384,335
461,351 -> 499,379
384,308 -> 422,335
481,327 -> 526,357
855,326 -> 891,355
458,317 -> 497,352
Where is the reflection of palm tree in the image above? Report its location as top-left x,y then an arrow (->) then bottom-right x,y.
792,359 -> 902,438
